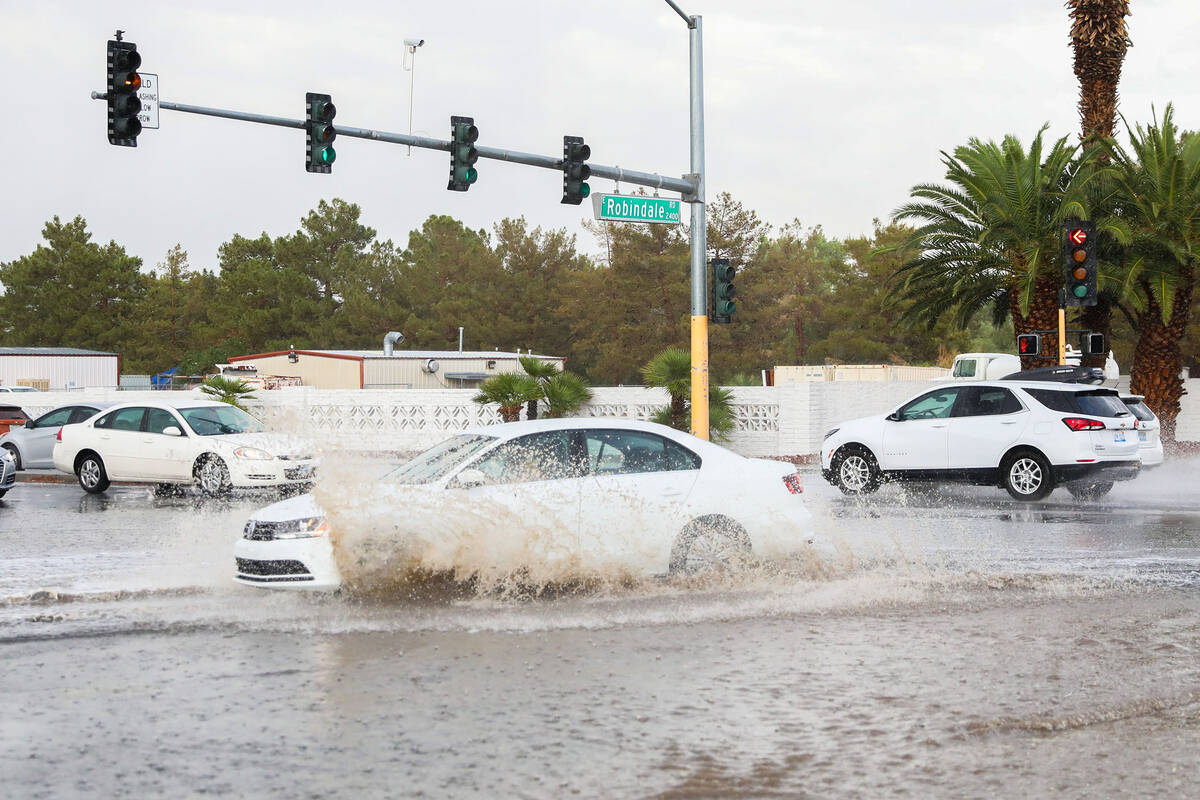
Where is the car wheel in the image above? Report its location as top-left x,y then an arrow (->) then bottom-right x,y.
831,447 -> 881,495
1067,481 -> 1114,500
195,456 -> 232,497
668,515 -> 751,575
76,452 -> 111,494
2,443 -> 20,471
1001,450 -> 1054,501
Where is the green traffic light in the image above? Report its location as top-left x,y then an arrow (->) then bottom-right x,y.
580,183 -> 591,198
1073,285 -> 1087,298
467,167 -> 478,184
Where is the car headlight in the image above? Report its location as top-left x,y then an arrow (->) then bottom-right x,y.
234,446 -> 274,460
0,449 -> 13,462
246,516 -> 328,540
823,427 -> 840,440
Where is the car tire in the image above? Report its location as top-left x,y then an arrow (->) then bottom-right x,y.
0,489 -> 6,499
1067,481 -> 1114,500
1001,450 -> 1054,501
2,443 -> 20,471
195,456 -> 232,497
668,515 -> 751,575
76,452 -> 111,494
153,483 -> 179,498
831,446 -> 881,495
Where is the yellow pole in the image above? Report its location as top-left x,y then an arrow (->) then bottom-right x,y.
691,314 -> 709,440
1058,307 -> 1067,366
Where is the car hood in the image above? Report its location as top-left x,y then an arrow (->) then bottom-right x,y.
251,492 -> 324,523
206,431 -> 315,458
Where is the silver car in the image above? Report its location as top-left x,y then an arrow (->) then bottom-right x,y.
0,403 -> 113,470
0,446 -> 15,498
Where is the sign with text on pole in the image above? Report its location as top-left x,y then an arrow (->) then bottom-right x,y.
591,193 -> 681,224
137,73 -> 159,129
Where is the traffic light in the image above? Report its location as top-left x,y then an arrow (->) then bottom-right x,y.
106,39 -> 142,146
561,136 -> 591,205
1063,220 -> 1098,307
711,259 -> 736,323
1084,332 -> 1106,355
448,115 -> 479,191
1017,333 -> 1041,356
305,93 -> 336,174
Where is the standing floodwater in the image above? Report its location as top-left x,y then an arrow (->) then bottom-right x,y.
1,459 -> 1199,797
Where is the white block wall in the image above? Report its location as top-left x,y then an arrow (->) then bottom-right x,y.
15,378 -> 1200,457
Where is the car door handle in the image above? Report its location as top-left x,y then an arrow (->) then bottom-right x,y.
1000,420 -> 1018,425
931,423 -> 948,428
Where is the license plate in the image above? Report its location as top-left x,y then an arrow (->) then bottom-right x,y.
1138,431 -> 1147,442
1113,431 -> 1125,443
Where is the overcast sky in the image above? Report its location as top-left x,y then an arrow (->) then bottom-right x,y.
5,0 -> 1199,272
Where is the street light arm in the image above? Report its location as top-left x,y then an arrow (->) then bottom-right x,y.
661,0 -> 695,27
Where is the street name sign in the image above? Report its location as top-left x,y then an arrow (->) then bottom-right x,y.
138,73 -> 159,130
591,193 -> 681,224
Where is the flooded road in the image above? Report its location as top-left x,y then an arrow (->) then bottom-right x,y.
2,460 -> 1199,797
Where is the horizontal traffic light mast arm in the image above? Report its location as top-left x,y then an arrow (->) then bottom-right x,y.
89,94 -> 697,197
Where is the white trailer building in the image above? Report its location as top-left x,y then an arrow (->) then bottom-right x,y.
0,347 -> 121,391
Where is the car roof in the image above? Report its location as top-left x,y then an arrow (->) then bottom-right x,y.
948,380 -> 1105,392
99,399 -> 227,412
460,417 -> 730,454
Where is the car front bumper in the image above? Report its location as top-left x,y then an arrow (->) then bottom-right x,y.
233,534 -> 341,590
227,458 -> 318,489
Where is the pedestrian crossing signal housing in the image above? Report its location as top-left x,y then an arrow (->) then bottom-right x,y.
306,92 -> 337,174
1084,332 -> 1106,356
711,258 -> 736,323
561,135 -> 591,205
106,40 -> 142,146
1017,333 -> 1041,356
1063,220 -> 1097,307
448,115 -> 479,191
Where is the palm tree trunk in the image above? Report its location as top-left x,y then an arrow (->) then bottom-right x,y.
1010,277 -> 1062,370
1078,297 -> 1113,368
1130,275 -> 1194,444
670,393 -> 687,430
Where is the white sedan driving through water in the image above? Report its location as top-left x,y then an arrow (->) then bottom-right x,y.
234,418 -> 813,589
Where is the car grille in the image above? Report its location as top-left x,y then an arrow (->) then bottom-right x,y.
277,454 -> 314,461
285,466 -> 316,480
235,557 -> 312,577
1,472 -> 13,487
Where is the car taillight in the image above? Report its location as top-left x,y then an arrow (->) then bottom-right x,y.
1062,417 -> 1105,431
56,427 -> 63,441
783,473 -> 803,494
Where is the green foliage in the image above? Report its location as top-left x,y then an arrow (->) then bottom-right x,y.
199,375 -> 257,411
541,371 -> 594,418
472,372 -> 541,422
642,348 -> 736,440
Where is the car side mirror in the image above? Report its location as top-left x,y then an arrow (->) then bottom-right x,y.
886,412 -> 902,422
162,426 -> 183,437
24,420 -> 35,429
451,468 -> 487,489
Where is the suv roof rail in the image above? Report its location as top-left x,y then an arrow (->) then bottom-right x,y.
999,365 -> 1107,385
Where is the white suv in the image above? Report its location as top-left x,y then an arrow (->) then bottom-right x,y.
821,380 -> 1140,501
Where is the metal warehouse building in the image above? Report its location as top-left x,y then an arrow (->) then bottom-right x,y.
228,348 -> 565,390
0,347 -> 121,391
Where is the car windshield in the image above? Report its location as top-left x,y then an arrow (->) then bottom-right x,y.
178,406 -> 265,436
384,434 -> 498,485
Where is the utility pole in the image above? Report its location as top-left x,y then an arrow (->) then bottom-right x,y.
664,0 -> 709,439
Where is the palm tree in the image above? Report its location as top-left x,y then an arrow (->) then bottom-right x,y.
641,347 -> 736,439
1067,0 -> 1132,144
518,355 -> 561,420
890,127 -> 1109,369
1101,105 -> 1200,442
472,372 -> 540,423
199,375 -> 257,411
1067,0 -> 1132,364
540,371 -> 594,418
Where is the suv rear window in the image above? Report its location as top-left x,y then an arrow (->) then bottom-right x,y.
1025,388 -> 1130,418
1121,398 -> 1156,422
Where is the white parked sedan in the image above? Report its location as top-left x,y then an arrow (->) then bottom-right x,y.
0,402 -> 114,470
821,380 -> 1141,501
234,418 -> 812,590
53,400 -> 316,495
